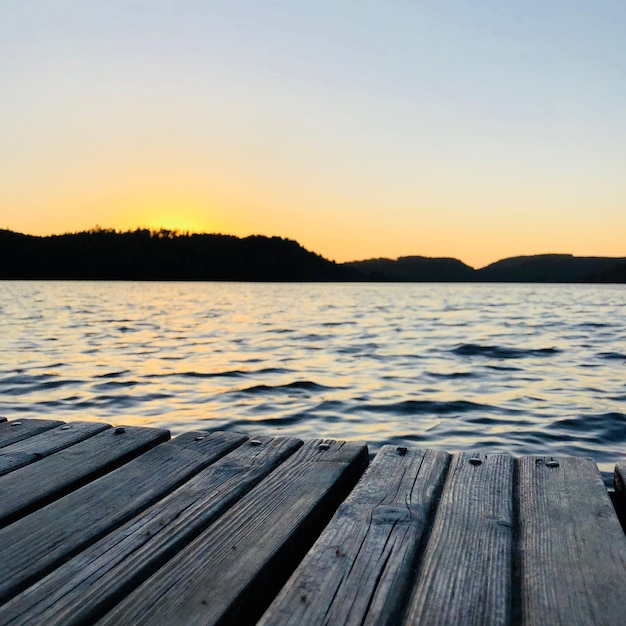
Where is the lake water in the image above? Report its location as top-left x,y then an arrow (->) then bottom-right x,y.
2,281 -> 625,484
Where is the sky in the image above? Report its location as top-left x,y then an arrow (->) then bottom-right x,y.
1,0 -> 625,268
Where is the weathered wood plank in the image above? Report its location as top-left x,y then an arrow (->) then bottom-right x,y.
0,425 -> 169,527
0,419 -> 65,448
0,421 -> 110,476
1,435 -> 300,626
260,446 -> 450,626
157,428 -> 247,458
0,430 -> 245,602
518,455 -> 626,625
404,452 -> 514,626
97,439 -> 369,626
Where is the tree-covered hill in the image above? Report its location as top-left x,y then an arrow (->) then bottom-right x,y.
344,256 -> 476,281
0,228 -> 349,281
475,254 -> 626,283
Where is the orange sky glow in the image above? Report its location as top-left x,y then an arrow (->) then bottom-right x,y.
2,1 -> 625,269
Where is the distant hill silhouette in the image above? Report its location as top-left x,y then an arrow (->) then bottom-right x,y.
345,256 -> 475,281
0,229 -> 624,282
475,254 -> 626,283
586,261 -> 626,283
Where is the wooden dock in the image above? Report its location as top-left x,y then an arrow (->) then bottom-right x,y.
1,416 -> 626,625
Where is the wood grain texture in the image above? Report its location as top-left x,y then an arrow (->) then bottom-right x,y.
0,434 -> 296,626
0,421 -> 110,476
0,419 -> 65,448
96,439 -> 369,626
162,428 -> 247,459
518,455 -> 626,626
0,424 -> 169,527
0,431 -> 244,602
260,446 -> 450,626
404,452 -> 514,626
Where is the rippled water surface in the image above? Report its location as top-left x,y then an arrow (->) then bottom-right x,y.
2,281 -> 625,483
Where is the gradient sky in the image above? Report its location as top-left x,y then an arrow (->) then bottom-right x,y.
1,0 -> 625,268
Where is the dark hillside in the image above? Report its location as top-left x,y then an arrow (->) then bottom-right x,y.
1,230 -> 625,282
476,254 -> 626,283
585,261 -> 626,283
0,229 -> 349,281
344,256 -> 476,281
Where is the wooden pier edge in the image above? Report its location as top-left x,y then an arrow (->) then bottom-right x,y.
0,417 -> 625,626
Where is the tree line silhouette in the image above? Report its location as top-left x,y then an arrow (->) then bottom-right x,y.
0,228 -> 349,281
1,228 -> 624,282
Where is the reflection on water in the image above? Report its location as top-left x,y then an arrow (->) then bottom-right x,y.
2,281 -> 625,484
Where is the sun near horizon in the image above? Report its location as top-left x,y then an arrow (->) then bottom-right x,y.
4,215 -> 626,272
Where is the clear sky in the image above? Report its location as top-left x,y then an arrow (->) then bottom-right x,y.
1,0 -> 625,268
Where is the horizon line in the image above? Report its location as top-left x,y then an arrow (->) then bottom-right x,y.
2,225 -> 625,272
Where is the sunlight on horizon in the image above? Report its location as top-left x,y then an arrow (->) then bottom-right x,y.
137,212 -> 217,236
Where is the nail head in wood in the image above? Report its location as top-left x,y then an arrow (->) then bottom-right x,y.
469,457 -> 482,466
114,427 -> 126,435
318,443 -> 331,450
250,439 -> 262,446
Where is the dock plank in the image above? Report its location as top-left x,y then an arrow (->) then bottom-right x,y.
1,434 -> 295,626
0,421 -> 110,476
97,439 -> 369,626
518,455 -> 626,625
159,428 -> 247,458
0,425 -> 169,527
260,446 -> 450,626
404,452 -> 514,626
0,431 -> 245,602
0,420 -> 623,626
0,419 -> 65,448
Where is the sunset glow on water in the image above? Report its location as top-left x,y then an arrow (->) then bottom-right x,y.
2,281 -> 625,485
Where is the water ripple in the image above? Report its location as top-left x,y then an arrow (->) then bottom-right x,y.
353,399 -> 494,415
451,344 -> 561,359
598,352 -> 626,361
234,381 -> 339,395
